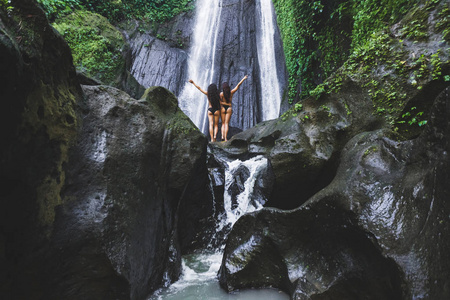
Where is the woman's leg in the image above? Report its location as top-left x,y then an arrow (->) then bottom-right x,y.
220,107 -> 226,140
224,108 -> 232,141
207,111 -> 214,141
213,110 -> 220,141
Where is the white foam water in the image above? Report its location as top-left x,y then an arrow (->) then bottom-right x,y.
149,251 -> 289,300
148,155 -> 288,299
218,155 -> 269,231
257,0 -> 282,121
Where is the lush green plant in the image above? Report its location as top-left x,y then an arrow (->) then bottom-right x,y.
37,0 -> 194,24
0,0 -> 13,11
37,0 -> 82,21
398,107 -> 427,126
273,0 -> 421,105
435,3 -> 450,42
351,0 -> 419,49
78,0 -> 194,23
273,0 -> 353,104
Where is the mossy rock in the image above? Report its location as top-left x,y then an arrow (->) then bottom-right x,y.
53,10 -> 127,85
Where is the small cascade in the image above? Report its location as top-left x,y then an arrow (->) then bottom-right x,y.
149,155 -> 287,299
177,0 -> 223,133
257,0 -> 282,120
216,156 -> 270,236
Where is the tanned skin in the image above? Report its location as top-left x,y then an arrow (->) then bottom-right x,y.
219,75 -> 248,141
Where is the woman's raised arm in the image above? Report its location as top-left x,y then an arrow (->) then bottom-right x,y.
189,79 -> 207,95
231,75 -> 248,93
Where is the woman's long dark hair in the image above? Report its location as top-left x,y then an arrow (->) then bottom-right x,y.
207,84 -> 220,110
222,82 -> 231,103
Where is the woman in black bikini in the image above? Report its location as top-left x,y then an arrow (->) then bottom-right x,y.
189,79 -> 221,142
220,75 -> 248,141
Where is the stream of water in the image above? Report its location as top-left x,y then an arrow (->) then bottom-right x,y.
149,1 -> 288,297
148,156 -> 289,300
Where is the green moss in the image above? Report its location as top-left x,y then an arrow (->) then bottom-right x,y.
21,82 -> 79,227
273,0 -> 421,104
314,0 -> 449,128
53,10 -> 126,85
166,113 -> 199,135
273,0 -> 353,103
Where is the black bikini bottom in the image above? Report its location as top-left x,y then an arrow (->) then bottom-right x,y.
208,107 -> 219,114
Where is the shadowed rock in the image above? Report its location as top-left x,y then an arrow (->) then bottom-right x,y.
219,87 -> 450,299
51,85 -> 211,299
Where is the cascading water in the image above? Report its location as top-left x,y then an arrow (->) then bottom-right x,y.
149,155 -> 288,299
176,0 -> 284,133
148,1 -> 289,298
216,156 -> 269,233
177,0 -> 223,133
257,0 -> 282,120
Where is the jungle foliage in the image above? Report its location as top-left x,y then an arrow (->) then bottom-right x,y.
289,0 -> 448,139
272,0 -> 422,103
52,10 -> 126,84
36,0 -> 194,85
37,0 -> 194,23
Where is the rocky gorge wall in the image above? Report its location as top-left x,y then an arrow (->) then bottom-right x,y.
215,1 -> 450,299
1,0 -> 450,299
1,1 -> 212,299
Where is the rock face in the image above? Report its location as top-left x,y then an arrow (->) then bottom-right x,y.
219,87 -> 450,300
0,0 -> 82,298
125,14 -> 194,97
210,0 -> 450,210
1,1 -> 212,299
126,0 -> 289,131
217,1 -> 450,298
50,85 -> 211,299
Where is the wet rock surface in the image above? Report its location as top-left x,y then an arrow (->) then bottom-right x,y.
0,1 -> 83,298
217,2 -> 450,298
216,79 -> 450,299
218,87 -> 450,299
0,3 -> 212,295
51,85 -> 211,299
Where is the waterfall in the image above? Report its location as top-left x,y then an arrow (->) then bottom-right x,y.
177,0 -> 223,133
175,0 -> 284,133
217,156 -> 269,233
257,0 -> 282,120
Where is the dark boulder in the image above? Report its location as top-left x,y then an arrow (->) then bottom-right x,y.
218,2 -> 450,298
0,2 -> 212,298
0,0 -> 83,298
219,203 -> 405,300
50,85 -> 211,299
218,87 -> 450,299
